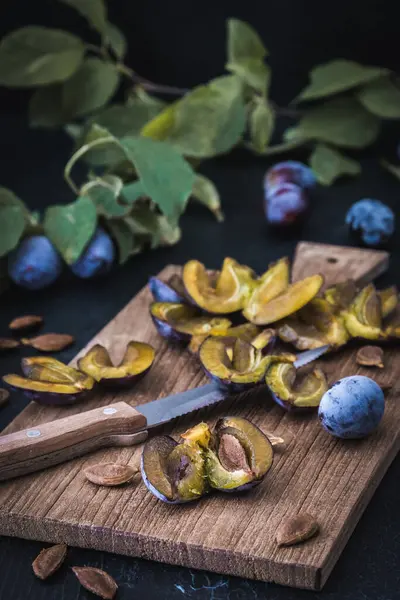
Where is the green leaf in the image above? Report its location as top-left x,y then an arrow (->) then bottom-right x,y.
0,187 -> 27,257
93,103 -> 163,137
62,58 -> 120,118
244,137 -> 307,155
80,175 -> 128,217
381,159 -> 400,181
64,123 -> 83,140
106,219 -> 141,264
357,77 -> 400,118
309,143 -> 361,185
121,180 -> 145,204
105,22 -> 127,59
249,99 -> 275,152
29,85 -> 65,128
165,75 -> 247,157
226,19 -> 269,94
191,174 -> 224,221
227,18 -> 268,64
118,136 -> 195,221
226,58 -> 270,95
75,123 -> 124,166
59,0 -> 107,35
44,195 -> 97,264
296,60 -> 388,103
128,86 -> 167,112
286,97 -> 381,149
0,27 -> 84,87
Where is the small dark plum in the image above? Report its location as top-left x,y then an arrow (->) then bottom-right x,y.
264,183 -> 309,227
71,227 -> 115,278
345,199 -> 395,247
318,375 -> 385,439
8,236 -> 62,290
264,161 -> 316,195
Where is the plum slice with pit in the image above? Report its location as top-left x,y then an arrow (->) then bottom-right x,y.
205,417 -> 274,491
265,361 -> 328,411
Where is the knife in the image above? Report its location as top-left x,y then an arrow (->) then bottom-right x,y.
0,345 -> 329,481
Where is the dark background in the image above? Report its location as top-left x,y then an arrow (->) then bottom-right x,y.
0,1 -> 399,599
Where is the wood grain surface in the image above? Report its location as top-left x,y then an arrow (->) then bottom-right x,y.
0,242 -> 398,591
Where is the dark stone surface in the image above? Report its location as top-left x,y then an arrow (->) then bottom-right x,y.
0,0 -> 399,597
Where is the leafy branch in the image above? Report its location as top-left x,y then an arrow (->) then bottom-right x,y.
1,0 -> 400,266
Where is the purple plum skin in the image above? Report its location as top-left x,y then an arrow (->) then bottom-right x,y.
71,227 -> 115,278
149,277 -> 185,303
318,375 -> 385,439
264,161 -> 316,195
96,368 -> 151,389
150,316 -> 190,343
5,384 -> 91,406
8,236 -> 62,290
264,183 -> 309,227
345,199 -> 395,247
269,391 -> 313,412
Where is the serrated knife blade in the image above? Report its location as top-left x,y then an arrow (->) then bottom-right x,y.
139,344 -> 330,426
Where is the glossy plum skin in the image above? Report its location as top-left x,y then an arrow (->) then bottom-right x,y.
149,277 -> 185,303
71,227 -> 115,278
318,375 -> 385,439
264,161 -> 316,195
345,199 -> 395,247
264,183 -> 309,227
8,236 -> 62,290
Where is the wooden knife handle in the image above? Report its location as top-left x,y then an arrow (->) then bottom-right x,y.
0,402 -> 147,482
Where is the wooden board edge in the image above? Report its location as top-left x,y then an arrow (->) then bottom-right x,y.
0,512 -> 321,590
1,427 -> 398,592
318,432 -> 400,588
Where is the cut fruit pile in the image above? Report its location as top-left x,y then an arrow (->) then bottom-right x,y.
2,341 -> 155,405
149,256 -> 399,410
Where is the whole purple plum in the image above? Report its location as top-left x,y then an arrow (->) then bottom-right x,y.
345,199 -> 394,247
318,375 -> 385,439
264,183 -> 309,226
264,161 -> 316,195
8,236 -> 62,290
71,227 -> 115,279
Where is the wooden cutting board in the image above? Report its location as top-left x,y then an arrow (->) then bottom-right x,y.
0,242 -> 398,591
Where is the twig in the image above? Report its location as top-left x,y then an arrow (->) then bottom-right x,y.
117,64 -> 189,96
270,101 -> 301,118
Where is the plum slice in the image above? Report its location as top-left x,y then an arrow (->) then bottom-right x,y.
3,357 -> 95,405
78,341 -> 155,387
342,284 -> 385,341
188,323 -> 261,355
378,286 -> 398,318
141,435 -> 207,504
21,357 -> 92,388
205,417 -> 273,491
278,297 -> 349,350
150,302 -> 231,342
183,258 -> 255,314
242,258 -> 289,322
148,275 -> 186,304
199,336 -> 295,391
265,362 -> 328,410
323,279 -> 358,313
244,274 -> 324,325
